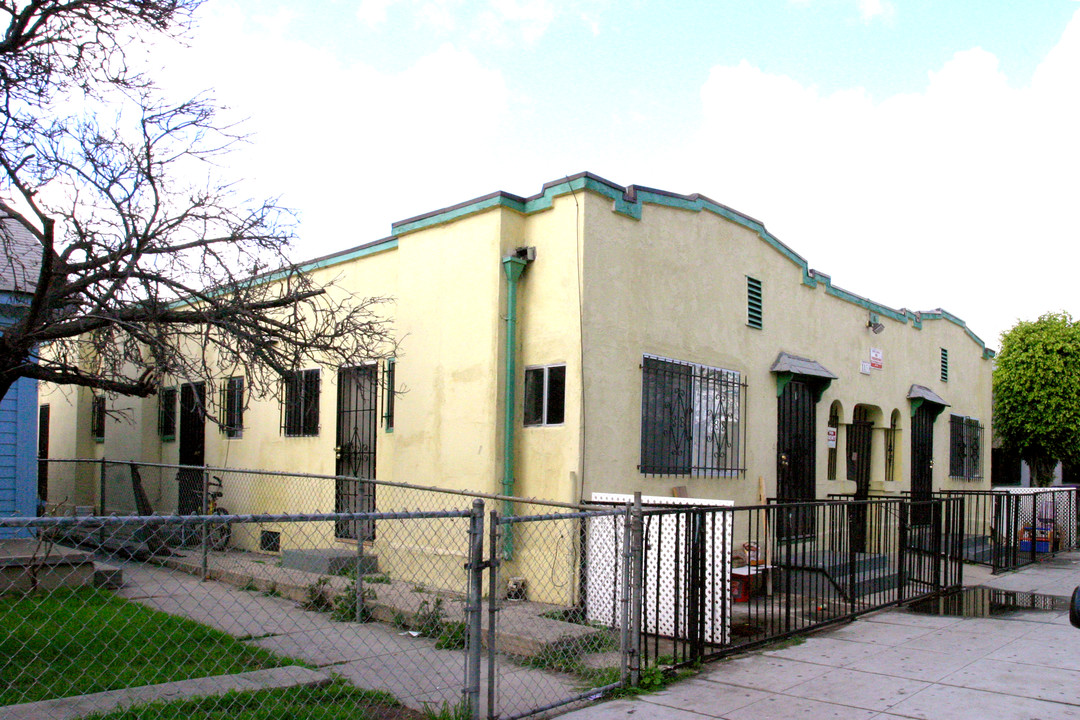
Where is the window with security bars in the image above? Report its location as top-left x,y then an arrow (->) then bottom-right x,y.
640,355 -> 746,476
90,395 -> 106,442
220,376 -> 243,438
281,369 -> 320,436
158,387 -> 177,441
884,414 -> 898,482
826,406 -> 839,480
949,414 -> 983,480
747,276 -> 763,329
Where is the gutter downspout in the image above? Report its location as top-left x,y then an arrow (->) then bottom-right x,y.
501,249 -> 533,559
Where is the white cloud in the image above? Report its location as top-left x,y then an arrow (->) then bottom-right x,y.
476,0 -> 558,45
788,0 -> 896,24
153,6 -> 511,255
687,9 -> 1080,346
857,0 -> 895,23
356,0 -> 398,28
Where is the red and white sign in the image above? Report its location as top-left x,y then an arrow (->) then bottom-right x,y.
870,347 -> 883,370
826,427 -> 837,449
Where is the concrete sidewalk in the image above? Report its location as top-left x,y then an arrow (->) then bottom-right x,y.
560,553 -> 1080,720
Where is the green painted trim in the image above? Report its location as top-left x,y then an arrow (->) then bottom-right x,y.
812,380 -> 832,403
163,238 -> 400,311
775,372 -> 794,397
273,238 -> 398,283
776,371 -> 831,402
386,172 -> 991,357
909,397 -> 946,420
501,256 -> 528,560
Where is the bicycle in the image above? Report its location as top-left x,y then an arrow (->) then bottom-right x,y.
204,475 -> 231,551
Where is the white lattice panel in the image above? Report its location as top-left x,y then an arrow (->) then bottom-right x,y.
586,494 -> 733,644
1003,488 -> 1077,547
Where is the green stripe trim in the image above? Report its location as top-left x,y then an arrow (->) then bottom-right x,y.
287,238 -> 398,279
385,171 -> 992,358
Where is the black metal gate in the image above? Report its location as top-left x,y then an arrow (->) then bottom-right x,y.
777,380 -> 816,539
847,405 -> 872,551
335,365 -> 378,541
177,382 -> 205,514
911,404 -> 935,525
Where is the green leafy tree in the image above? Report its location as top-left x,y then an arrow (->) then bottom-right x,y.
993,312 -> 1080,487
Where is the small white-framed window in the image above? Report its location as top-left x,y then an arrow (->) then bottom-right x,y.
523,364 -> 566,426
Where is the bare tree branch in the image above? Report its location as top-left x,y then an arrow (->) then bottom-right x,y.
0,2 -> 395,412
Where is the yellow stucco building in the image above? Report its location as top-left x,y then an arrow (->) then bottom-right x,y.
41,172 -> 994,547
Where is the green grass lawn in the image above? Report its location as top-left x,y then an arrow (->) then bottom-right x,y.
82,681 -> 420,720
0,586 -> 293,706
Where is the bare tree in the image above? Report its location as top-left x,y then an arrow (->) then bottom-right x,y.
0,2 -> 394,405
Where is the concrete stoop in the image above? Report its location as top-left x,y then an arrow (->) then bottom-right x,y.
0,540 -> 125,593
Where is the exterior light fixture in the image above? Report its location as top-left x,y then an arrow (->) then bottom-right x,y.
867,312 -> 885,335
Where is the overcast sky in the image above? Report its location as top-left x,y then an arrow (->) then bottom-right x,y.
151,0 -> 1080,350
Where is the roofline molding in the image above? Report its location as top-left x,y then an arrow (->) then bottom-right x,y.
322,172 -> 994,359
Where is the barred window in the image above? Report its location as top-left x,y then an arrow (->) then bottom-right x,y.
640,355 -> 746,477
220,376 -> 244,438
90,395 -> 106,442
949,414 -> 983,480
282,369 -> 320,437
158,387 -> 177,442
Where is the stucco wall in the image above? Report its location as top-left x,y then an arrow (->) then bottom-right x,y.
578,190 -> 993,506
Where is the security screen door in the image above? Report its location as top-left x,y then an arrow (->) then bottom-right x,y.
335,366 -> 377,541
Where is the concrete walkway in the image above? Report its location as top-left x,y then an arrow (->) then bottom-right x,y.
113,560 -> 578,718
4,666 -> 331,720
560,553 -> 1080,720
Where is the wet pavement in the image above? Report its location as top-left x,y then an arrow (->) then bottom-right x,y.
559,552 -> 1080,720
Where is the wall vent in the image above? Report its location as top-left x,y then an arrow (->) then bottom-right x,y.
747,276 -> 763,329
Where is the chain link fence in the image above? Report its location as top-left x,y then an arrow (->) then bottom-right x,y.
1,508 -> 490,720
15,460 -> 636,719
9,460 -> 981,719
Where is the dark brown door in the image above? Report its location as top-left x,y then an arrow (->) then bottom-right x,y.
37,405 -> 49,510
177,382 -> 205,514
335,366 -> 377,541
911,404 -> 935,525
848,405 -> 873,551
777,380 -> 816,539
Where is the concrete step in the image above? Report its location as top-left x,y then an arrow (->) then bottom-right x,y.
780,550 -> 889,577
2,665 -> 331,720
93,561 -> 123,589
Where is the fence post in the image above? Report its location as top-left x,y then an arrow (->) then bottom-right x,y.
897,500 -> 908,601
487,511 -> 500,720
355,534 -> 366,622
619,503 -> 632,686
98,457 -> 107,515
200,469 -> 209,581
932,500 -> 943,592
464,499 -> 484,720
847,502 -> 857,614
629,492 -> 643,687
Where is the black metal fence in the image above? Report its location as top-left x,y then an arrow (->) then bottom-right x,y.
931,487 -> 1079,572
634,496 -> 964,669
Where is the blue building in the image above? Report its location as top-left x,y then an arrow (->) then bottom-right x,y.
0,206 -> 40,536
